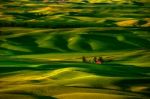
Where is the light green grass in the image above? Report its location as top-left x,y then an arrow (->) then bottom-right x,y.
0,1 -> 150,99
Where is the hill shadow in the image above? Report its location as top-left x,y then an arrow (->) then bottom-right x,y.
88,63 -> 150,77
37,62 -> 150,77
5,91 -> 57,99
1,61 -> 150,78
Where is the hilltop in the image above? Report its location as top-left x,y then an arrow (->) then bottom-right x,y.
0,1 -> 149,55
0,1 -> 150,99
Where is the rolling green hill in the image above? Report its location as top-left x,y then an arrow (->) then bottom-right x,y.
0,1 -> 150,99
0,1 -> 149,55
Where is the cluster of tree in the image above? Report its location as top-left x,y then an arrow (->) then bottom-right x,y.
82,56 -> 104,64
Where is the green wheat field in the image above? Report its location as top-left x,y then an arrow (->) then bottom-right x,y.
0,0 -> 150,99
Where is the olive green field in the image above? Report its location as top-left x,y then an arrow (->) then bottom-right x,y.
0,0 -> 150,99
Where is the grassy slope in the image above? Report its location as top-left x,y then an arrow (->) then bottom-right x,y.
0,51 -> 150,99
0,1 -> 150,54
0,62 -> 150,99
0,1 -> 150,99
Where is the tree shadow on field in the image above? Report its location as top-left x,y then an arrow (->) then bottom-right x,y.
38,62 -> 150,77
86,63 -> 150,77
1,61 -> 150,78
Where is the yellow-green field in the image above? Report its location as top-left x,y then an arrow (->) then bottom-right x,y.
0,0 -> 150,99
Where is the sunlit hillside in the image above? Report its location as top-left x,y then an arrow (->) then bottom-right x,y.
0,0 -> 149,55
0,0 -> 150,99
